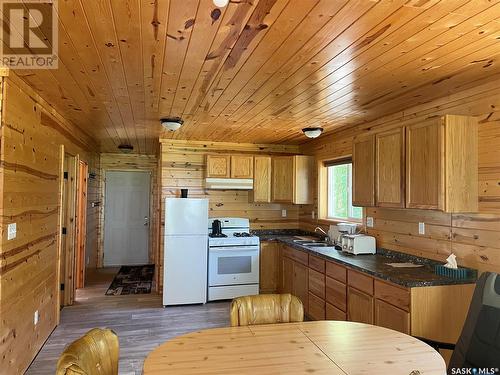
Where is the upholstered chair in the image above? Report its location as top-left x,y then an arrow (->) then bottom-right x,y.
230,293 -> 304,327
56,328 -> 119,375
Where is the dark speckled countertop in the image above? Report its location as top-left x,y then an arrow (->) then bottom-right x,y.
252,230 -> 477,288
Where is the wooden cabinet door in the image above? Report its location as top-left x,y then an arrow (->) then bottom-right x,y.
293,261 -> 308,313
293,155 -> 314,204
406,120 -> 444,210
272,156 -> 294,202
231,155 -> 253,178
259,241 -> 279,293
326,276 -> 347,312
326,302 -> 347,321
308,292 -> 325,320
253,156 -> 271,202
308,268 -> 325,300
353,134 -> 375,206
375,299 -> 410,334
347,287 -> 374,324
206,155 -> 230,178
376,128 -> 405,208
281,256 -> 293,294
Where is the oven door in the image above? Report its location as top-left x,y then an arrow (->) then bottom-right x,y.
208,246 -> 259,286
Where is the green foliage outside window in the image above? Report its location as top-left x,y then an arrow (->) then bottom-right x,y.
327,163 -> 362,221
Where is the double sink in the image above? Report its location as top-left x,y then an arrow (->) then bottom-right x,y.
292,239 -> 337,251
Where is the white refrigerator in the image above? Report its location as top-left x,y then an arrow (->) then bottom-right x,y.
163,198 -> 209,306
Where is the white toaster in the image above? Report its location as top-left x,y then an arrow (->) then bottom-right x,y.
342,234 -> 376,255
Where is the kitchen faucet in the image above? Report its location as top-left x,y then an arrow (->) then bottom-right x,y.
314,227 -> 330,243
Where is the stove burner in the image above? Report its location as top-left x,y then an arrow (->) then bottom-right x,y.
233,232 -> 251,237
209,233 -> 227,238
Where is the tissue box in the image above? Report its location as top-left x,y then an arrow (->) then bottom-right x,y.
434,265 -> 476,280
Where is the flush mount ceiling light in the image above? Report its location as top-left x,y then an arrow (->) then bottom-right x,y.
161,117 -> 184,132
118,144 -> 134,153
302,127 -> 324,139
213,0 -> 229,7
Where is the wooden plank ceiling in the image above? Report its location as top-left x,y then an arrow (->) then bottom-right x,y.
11,0 -> 500,154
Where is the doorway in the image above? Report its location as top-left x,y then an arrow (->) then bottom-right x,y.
103,171 -> 151,266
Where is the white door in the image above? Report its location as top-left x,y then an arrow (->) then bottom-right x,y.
104,171 -> 150,266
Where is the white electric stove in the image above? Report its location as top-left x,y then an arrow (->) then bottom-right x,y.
207,218 -> 260,301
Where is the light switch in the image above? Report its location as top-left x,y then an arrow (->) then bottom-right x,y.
419,222 -> 426,235
366,217 -> 374,228
34,310 -> 39,325
7,223 -> 16,240
281,209 -> 287,218
311,210 -> 315,220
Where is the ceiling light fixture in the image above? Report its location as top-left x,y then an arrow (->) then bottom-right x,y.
302,127 -> 323,139
161,117 -> 184,132
213,0 -> 229,7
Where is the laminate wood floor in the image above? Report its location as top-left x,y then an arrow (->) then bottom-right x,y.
26,268 -> 230,375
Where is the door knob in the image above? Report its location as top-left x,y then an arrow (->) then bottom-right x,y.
144,216 -> 149,226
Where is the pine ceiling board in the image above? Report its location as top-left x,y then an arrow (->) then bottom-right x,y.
78,0 -> 141,153
181,0 -> 258,117
157,0 -> 200,119
141,0 -> 170,116
209,0 -> 406,140
56,0 -> 130,147
205,0 -> 380,137
110,0 -> 148,153
187,0 -> 289,127
268,1 -> 499,131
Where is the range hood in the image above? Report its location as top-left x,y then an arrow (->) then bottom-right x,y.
205,178 -> 253,190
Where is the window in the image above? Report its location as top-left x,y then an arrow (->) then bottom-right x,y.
326,162 -> 362,221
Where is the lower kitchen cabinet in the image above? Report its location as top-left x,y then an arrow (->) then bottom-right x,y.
375,299 -> 410,334
281,256 -> 293,294
308,292 -> 325,320
326,302 -> 347,321
347,286 -> 374,324
293,262 -> 309,314
325,276 -> 347,312
259,241 -> 279,293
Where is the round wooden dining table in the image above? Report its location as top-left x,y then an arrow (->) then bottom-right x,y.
143,320 -> 446,374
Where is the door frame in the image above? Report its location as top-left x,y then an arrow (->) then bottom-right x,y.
75,160 -> 88,289
101,169 -> 153,267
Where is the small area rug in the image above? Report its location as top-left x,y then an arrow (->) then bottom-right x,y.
105,265 -> 154,295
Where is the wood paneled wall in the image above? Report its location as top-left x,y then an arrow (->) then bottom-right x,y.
97,153 -> 160,269
158,140 -> 302,289
300,77 -> 500,274
0,74 -> 98,374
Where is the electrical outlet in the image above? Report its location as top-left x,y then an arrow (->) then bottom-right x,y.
366,217 -> 374,228
7,223 -> 16,240
86,256 -> 90,266
34,310 -> 39,325
281,209 -> 287,218
419,222 -> 426,235
311,210 -> 315,220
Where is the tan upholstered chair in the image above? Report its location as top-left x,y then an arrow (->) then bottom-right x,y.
56,328 -> 119,375
230,293 -> 304,327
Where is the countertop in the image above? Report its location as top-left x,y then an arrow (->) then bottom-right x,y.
254,231 -> 477,288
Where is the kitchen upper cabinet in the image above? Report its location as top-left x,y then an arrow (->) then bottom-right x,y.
252,156 -> 272,203
347,286 -> 374,324
206,155 -> 230,178
259,241 -> 279,294
272,155 -> 314,204
353,134 -> 375,207
231,155 -> 253,179
406,115 -> 478,212
376,128 -> 405,208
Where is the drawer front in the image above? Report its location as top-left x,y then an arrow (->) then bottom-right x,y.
326,302 -> 347,321
283,246 -> 308,266
348,269 -> 374,295
308,292 -> 325,321
325,276 -> 347,312
374,280 -> 410,312
308,269 -> 325,299
325,261 -> 347,283
309,255 -> 325,273
375,299 -> 410,334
